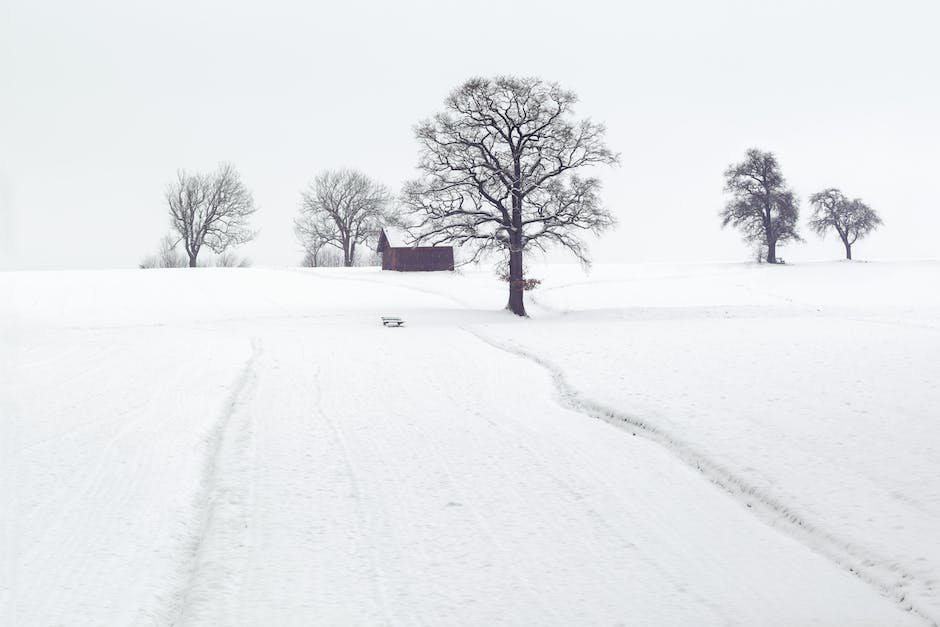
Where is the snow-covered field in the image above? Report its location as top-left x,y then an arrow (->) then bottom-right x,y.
3,261 -> 938,626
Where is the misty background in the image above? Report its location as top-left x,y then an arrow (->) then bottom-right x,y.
2,0 -> 938,271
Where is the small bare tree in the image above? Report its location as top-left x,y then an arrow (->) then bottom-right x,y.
139,234 -> 187,269
301,247 -> 342,267
294,170 -> 391,267
297,229 -> 329,268
166,163 -> 257,267
721,149 -> 801,264
402,76 -> 618,316
808,188 -> 882,260
214,251 -> 252,268
157,233 -> 186,268
300,248 -> 322,268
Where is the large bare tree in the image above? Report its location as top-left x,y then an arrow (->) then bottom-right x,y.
808,188 -> 882,260
721,149 -> 801,264
166,163 -> 257,267
402,76 -> 618,316
294,169 -> 391,267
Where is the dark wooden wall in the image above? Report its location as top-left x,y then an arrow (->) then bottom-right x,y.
382,247 -> 454,271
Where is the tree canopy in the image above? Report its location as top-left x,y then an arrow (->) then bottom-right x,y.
295,169 -> 391,267
808,188 -> 881,260
403,76 -> 618,315
166,163 -> 257,267
721,149 -> 801,264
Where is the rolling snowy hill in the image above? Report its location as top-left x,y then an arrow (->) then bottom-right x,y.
3,262 -> 938,626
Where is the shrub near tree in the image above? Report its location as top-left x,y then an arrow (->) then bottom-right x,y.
808,188 -> 882,260
139,234 -> 187,269
721,149 -> 801,264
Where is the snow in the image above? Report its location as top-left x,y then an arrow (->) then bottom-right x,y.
380,227 -> 409,248
2,262 -> 937,626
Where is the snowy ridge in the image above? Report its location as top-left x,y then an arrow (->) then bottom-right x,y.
170,338 -> 261,626
464,327 -> 936,627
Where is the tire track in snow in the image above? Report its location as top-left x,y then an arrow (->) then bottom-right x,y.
456,401 -> 738,625
311,362 -> 399,626
464,327 -> 937,627
388,394 -> 570,625
170,337 -> 261,627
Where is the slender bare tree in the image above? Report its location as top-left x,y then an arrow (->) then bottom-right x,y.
294,169 -> 391,267
214,251 -> 252,268
402,76 -> 618,316
166,163 -> 257,267
139,233 -> 186,269
294,217 -> 330,267
157,233 -> 185,268
721,149 -> 801,264
808,188 -> 882,260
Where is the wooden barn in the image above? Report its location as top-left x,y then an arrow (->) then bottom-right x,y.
376,228 -> 454,272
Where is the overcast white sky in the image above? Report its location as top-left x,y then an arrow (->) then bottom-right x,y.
2,0 -> 938,270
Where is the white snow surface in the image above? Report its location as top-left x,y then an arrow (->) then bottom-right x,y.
2,261 -> 938,626
380,227 -> 410,249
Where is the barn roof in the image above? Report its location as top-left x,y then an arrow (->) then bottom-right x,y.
377,226 -> 455,253
377,227 -> 413,252
382,227 -> 409,248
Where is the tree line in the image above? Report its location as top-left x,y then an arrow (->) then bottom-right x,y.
142,75 -> 884,316
722,148 -> 882,263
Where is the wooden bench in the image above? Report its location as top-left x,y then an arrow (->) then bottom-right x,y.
381,316 -> 405,327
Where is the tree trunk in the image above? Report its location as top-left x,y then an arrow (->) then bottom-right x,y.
507,246 -> 526,316
506,215 -> 526,316
844,241 -> 852,260
188,254 -> 197,268
507,164 -> 527,316
763,196 -> 774,264
346,240 -> 356,267
766,239 -> 777,264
